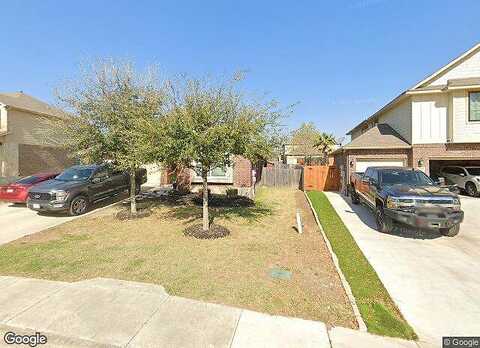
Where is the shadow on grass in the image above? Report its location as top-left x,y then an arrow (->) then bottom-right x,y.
138,192 -> 274,224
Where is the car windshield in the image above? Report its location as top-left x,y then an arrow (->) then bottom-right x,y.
16,175 -> 40,185
380,170 -> 434,186
466,167 -> 480,175
56,168 -> 94,181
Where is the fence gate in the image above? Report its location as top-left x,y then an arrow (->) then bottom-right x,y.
303,165 -> 341,191
257,164 -> 303,188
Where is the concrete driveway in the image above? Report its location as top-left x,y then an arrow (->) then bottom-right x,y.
0,194 -> 126,246
325,192 -> 480,347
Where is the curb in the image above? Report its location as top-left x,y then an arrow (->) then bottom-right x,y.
303,191 -> 368,332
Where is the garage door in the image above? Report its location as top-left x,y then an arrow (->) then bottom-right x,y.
355,159 -> 404,173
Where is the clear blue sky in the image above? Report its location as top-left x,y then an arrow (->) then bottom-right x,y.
2,0 -> 479,139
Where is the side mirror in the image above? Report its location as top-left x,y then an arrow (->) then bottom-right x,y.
459,173 -> 465,177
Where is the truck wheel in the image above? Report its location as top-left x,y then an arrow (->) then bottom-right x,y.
440,224 -> 460,237
69,195 -> 89,216
465,182 -> 478,197
375,207 -> 393,233
350,187 -> 360,205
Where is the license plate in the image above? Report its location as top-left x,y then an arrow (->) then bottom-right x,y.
6,189 -> 14,193
32,204 -> 40,209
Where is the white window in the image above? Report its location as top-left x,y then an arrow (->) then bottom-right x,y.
469,92 -> 480,122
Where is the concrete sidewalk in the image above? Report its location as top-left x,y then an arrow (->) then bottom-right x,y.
0,276 -> 421,348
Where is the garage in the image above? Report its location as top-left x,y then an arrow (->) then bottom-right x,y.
355,159 -> 405,174
429,159 -> 480,180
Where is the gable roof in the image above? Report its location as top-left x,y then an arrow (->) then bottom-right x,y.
347,42 -> 480,135
0,92 -> 66,119
343,124 -> 411,150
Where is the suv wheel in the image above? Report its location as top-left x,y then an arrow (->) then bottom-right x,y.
375,207 -> 393,233
465,182 -> 478,197
440,224 -> 460,237
69,195 -> 88,216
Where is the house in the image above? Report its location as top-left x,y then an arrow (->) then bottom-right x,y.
333,42 -> 480,192
162,156 -> 255,198
0,92 -> 73,182
282,143 -> 325,165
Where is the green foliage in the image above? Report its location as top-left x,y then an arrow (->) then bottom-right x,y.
306,191 -> 417,340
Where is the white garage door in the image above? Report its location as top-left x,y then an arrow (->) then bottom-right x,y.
355,160 -> 404,173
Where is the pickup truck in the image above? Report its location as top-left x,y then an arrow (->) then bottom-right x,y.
349,166 -> 464,237
27,164 -> 147,216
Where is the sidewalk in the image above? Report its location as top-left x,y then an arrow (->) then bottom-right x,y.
0,276 -> 422,348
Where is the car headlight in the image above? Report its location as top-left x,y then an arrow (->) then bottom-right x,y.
53,190 -> 69,202
386,197 -> 415,210
452,197 -> 461,211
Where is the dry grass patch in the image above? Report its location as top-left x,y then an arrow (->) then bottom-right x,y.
0,188 -> 356,328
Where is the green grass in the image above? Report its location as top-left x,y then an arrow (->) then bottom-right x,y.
306,191 -> 417,340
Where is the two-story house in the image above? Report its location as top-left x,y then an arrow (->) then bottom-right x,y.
0,92 -> 73,183
333,42 -> 480,192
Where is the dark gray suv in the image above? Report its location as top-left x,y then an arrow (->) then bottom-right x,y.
27,164 -> 147,216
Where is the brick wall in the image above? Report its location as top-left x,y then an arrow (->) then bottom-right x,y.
412,143 -> 480,175
233,156 -> 252,187
18,144 -> 74,176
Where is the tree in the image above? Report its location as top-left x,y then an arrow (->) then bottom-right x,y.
290,122 -> 322,164
56,60 -> 165,216
151,75 -> 283,232
315,132 -> 337,164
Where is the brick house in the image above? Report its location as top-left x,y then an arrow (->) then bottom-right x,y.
0,92 -> 74,183
333,42 -> 480,193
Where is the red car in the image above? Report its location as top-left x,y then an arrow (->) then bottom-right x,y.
0,173 -> 59,204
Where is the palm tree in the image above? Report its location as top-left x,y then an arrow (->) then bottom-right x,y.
314,132 -> 337,164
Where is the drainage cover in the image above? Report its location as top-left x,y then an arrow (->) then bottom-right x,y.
269,267 -> 292,280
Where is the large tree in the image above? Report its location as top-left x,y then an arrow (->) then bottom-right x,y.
56,60 -> 165,215
289,122 -> 322,165
151,75 -> 284,231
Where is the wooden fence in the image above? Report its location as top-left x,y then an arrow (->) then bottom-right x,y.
257,164 -> 303,188
303,165 -> 341,191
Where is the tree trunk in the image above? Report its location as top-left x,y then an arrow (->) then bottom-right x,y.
202,169 -> 209,231
130,168 -> 137,216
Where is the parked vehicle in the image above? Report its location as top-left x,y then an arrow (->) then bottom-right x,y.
0,173 -> 59,203
439,166 -> 480,197
27,164 -> 147,216
349,167 -> 464,237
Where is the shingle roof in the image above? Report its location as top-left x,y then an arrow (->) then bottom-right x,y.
0,92 -> 66,118
343,124 -> 411,150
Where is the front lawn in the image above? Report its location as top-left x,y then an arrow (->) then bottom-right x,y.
0,188 -> 356,328
306,191 -> 417,340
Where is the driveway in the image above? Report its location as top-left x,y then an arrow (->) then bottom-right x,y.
0,194 -> 127,246
325,192 -> 480,347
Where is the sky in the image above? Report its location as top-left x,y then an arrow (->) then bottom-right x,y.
1,0 -> 479,141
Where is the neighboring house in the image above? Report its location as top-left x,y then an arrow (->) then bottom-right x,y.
333,42 -> 480,192
282,143 -> 324,165
0,92 -> 73,182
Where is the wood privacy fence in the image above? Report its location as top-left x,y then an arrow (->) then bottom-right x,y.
303,165 -> 341,191
257,164 -> 303,188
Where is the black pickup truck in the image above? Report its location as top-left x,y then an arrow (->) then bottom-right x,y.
27,164 -> 147,216
349,167 -> 464,236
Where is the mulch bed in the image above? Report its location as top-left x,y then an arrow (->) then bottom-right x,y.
184,224 -> 231,239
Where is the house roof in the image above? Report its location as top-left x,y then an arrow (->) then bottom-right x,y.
347,42 -> 480,135
342,124 -> 411,150
0,92 -> 66,119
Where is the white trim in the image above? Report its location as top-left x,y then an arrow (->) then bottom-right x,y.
411,43 -> 480,90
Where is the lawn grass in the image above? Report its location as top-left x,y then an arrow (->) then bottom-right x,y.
0,188 -> 357,328
306,191 -> 417,340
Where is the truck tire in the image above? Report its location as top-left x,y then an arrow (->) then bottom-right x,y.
440,224 -> 460,237
465,182 -> 478,197
350,187 -> 360,205
375,207 -> 393,233
69,195 -> 89,216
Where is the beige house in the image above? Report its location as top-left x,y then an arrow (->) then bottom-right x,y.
334,42 -> 480,191
0,92 -> 73,182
